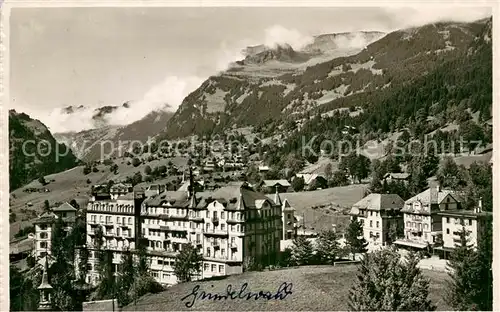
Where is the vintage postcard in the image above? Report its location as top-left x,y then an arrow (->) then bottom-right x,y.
2,1 -> 498,311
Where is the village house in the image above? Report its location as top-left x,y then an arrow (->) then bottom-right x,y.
350,194 -> 405,249
394,183 -> 461,250
259,180 -> 292,193
383,172 -> 411,184
295,173 -> 328,190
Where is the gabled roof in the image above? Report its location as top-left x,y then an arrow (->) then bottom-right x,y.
405,188 -> 459,206
52,202 -> 77,212
295,173 -> 324,185
261,180 -> 291,187
383,172 -> 410,180
350,194 -> 404,214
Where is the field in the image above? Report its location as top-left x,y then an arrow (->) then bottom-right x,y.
9,156 -> 189,239
280,184 -> 368,233
123,265 -> 451,311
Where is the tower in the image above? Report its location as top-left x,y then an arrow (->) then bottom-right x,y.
37,256 -> 53,311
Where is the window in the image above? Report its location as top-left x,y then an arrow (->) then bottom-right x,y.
40,242 -> 47,249
469,219 -> 473,226
128,217 -> 132,225
446,228 -> 450,234
204,263 -> 209,271
219,265 -> 224,273
370,220 -> 373,227
40,232 -> 48,239
206,248 -> 211,257
287,213 -> 291,219
231,237 -> 235,244
221,212 -> 225,219
376,221 -> 379,228
87,263 -> 93,271
158,260 -> 163,265
221,249 -> 225,256
446,217 -> 450,223
211,264 -> 216,272
163,274 -> 170,280
221,224 -> 225,231
369,231 -> 373,237
231,225 -> 235,232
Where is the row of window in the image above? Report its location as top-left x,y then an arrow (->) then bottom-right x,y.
89,215 -> 133,225
445,217 -> 473,226
203,263 -> 224,273
405,222 -> 429,231
90,204 -> 134,213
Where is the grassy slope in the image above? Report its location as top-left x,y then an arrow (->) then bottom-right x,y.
123,265 -> 451,311
280,184 -> 368,233
9,156 -> 189,240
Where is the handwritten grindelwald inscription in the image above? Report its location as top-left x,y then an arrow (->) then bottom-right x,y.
180,282 -> 294,308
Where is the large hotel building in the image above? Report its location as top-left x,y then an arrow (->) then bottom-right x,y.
84,180 -> 284,286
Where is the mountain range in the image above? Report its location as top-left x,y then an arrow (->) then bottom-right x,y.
9,18 -> 492,190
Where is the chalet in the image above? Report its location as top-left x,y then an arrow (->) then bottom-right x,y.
295,173 -> 327,190
259,180 -> 292,193
383,172 -> 410,184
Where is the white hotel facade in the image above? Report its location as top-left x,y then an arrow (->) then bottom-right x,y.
85,181 -> 284,287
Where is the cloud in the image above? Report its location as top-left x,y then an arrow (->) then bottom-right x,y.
262,24 -> 315,50
382,7 -> 492,30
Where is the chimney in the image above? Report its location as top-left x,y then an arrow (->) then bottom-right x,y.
429,180 -> 439,205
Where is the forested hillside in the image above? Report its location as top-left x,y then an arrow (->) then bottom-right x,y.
9,110 -> 80,190
161,19 -> 490,140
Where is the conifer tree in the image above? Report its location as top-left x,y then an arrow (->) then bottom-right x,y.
345,218 -> 368,260
315,230 -> 340,264
290,236 -> 314,266
349,247 -> 435,311
173,243 -> 203,283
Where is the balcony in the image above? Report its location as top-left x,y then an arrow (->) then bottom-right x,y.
211,241 -> 220,249
160,225 -> 171,231
160,214 -> 188,221
212,216 -> 219,224
204,230 -> 228,237
190,216 -> 204,223
195,240 -> 202,246
230,243 -> 238,249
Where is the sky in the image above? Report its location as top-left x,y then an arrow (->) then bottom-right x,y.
9,6 -> 492,133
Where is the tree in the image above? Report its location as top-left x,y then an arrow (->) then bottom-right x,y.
38,176 -> 47,186
43,200 -> 50,212
330,170 -> 349,187
110,163 -> 119,174
69,199 -> 80,209
173,243 -> 203,283
132,157 -> 141,167
437,156 -> 462,189
291,176 -> 305,192
116,249 -> 136,307
349,247 -> 435,311
315,230 -> 340,264
83,165 -> 92,175
446,220 -> 492,310
345,218 -> 368,260
289,236 -> 314,266
387,222 -> 403,244
324,163 -> 333,180
144,165 -> 152,175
